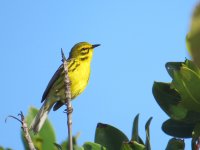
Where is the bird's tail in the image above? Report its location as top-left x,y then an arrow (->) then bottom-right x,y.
30,100 -> 53,134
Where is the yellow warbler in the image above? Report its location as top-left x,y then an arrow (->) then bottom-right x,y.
30,42 -> 100,133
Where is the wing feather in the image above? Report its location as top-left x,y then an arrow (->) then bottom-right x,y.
41,64 -> 64,102
41,58 -> 79,102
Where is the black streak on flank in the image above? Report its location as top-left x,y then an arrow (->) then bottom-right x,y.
80,56 -> 89,61
68,60 -> 76,70
71,63 -> 80,72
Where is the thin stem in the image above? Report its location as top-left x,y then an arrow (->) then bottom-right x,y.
6,111 -> 36,150
61,48 -> 73,150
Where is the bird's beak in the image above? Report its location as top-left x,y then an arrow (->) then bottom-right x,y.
92,44 -> 101,49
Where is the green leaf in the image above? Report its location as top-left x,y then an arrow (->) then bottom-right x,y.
172,66 -> 200,112
165,62 -> 182,78
59,133 -> 81,150
186,33 -> 200,68
184,59 -> 200,74
74,146 -> 84,150
169,105 -> 188,121
95,123 -> 129,150
162,119 -> 195,138
166,60 -> 200,78
186,3 -> 200,67
152,82 -> 187,120
21,107 -> 56,150
121,142 -> 145,150
83,142 -> 106,150
54,143 -> 62,150
153,80 -> 200,123
129,141 -> 145,150
60,140 -> 67,150
165,59 -> 200,80
131,114 -> 144,144
120,143 -> 133,150
0,147 -> 12,150
131,114 -> 139,142
145,117 -> 152,150
165,138 -> 185,150
131,114 -> 144,145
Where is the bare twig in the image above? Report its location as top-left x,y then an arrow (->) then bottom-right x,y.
61,48 -> 73,150
5,111 -> 36,150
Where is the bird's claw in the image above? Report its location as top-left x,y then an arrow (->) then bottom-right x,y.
64,107 -> 73,114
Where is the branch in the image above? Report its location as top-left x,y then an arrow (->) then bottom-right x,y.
5,111 -> 36,150
61,48 -> 73,150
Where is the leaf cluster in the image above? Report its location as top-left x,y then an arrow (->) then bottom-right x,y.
152,2 -> 200,149
21,108 -> 152,150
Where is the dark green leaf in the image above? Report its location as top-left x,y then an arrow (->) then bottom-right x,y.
166,60 -> 200,76
83,142 -> 106,150
165,138 -> 185,150
181,111 -> 200,124
165,62 -> 182,78
131,114 -> 139,142
95,123 -> 129,150
21,107 -> 56,150
145,117 -> 152,150
152,82 -> 187,120
162,119 -> 195,138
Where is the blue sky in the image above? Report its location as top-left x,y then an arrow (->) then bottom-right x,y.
0,1 -> 198,149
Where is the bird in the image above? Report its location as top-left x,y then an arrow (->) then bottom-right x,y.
30,42 -> 100,133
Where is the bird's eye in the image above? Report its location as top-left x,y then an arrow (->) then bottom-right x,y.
81,47 -> 88,50
81,48 -> 89,55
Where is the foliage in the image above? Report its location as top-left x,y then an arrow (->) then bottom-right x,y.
23,112 -> 152,150
152,2 -> 200,149
2,107 -> 152,150
94,114 -> 152,150
153,60 -> 200,138
0,147 -> 12,150
165,138 -> 185,150
186,3 -> 200,67
21,107 -> 57,150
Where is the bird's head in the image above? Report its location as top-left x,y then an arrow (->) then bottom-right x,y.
69,42 -> 100,61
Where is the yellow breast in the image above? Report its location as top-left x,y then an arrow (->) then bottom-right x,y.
68,60 -> 91,99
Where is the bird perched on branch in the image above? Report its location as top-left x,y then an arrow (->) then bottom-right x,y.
30,42 -> 100,133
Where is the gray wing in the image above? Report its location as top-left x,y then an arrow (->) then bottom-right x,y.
41,64 -> 64,102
